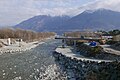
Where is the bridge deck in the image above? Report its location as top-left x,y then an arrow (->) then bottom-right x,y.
55,37 -> 101,41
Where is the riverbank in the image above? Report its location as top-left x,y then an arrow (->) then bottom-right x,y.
55,46 -> 113,62
75,43 -> 120,60
54,47 -> 120,80
0,37 -> 54,55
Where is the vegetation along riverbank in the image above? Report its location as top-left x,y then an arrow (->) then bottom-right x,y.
0,28 -> 55,54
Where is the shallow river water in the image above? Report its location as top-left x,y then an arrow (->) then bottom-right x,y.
0,39 -> 67,80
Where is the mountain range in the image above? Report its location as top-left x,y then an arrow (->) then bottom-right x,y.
15,9 -> 120,33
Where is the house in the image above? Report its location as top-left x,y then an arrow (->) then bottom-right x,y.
101,34 -> 113,40
113,34 -> 120,41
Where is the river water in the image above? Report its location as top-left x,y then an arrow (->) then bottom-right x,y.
0,39 -> 67,80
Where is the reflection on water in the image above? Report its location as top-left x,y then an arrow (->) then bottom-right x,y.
0,40 -> 66,80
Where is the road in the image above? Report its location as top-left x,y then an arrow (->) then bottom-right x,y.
100,45 -> 120,55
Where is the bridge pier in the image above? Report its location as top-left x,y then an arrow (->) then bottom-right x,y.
73,40 -> 76,48
62,39 -> 77,48
62,39 -> 65,48
73,40 -> 77,51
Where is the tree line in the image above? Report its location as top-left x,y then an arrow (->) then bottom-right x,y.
0,28 -> 55,42
64,29 -> 120,37
98,29 -> 120,35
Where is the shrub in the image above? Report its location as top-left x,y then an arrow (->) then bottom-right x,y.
106,40 -> 118,45
90,46 -> 103,56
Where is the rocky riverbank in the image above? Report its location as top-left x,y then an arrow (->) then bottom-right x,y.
111,42 -> 120,51
53,51 -> 120,80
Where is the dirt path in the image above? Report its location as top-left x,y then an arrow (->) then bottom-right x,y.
100,45 -> 120,55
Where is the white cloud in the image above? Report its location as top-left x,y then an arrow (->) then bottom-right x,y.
73,0 -> 120,15
0,0 -> 77,26
0,0 -> 120,26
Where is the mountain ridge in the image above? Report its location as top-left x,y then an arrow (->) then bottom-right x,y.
15,8 -> 120,33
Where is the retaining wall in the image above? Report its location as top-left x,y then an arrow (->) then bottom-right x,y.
53,51 -> 120,80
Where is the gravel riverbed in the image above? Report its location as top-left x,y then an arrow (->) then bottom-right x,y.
0,39 -> 67,80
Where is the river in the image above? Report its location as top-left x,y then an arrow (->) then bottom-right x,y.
0,39 -> 67,80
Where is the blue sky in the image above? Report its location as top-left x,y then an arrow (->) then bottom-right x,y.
0,0 -> 120,26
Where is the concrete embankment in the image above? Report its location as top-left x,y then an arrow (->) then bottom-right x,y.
53,47 -> 120,80
0,41 -> 45,54
0,36 -> 54,55
0,37 -> 54,54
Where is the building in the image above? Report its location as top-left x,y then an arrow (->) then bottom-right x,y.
113,34 -> 120,41
101,34 -> 113,40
